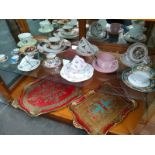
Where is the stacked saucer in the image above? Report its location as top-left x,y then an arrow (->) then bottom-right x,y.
92,52 -> 119,73
60,55 -> 94,82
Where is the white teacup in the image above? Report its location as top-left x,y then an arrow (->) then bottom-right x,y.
39,20 -> 51,30
46,53 -> 56,59
18,33 -> 32,44
128,71 -> 151,87
48,37 -> 63,50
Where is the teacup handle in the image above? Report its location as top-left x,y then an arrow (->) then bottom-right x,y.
110,60 -> 118,68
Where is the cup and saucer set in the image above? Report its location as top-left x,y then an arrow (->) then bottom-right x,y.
60,55 -> 94,83
17,33 -> 37,48
0,54 -> 8,63
54,24 -> 79,39
41,36 -> 71,54
122,65 -> 155,92
75,37 -> 99,56
124,21 -> 147,43
42,53 -> 61,69
92,52 -> 119,73
87,21 -> 107,40
38,20 -> 54,34
120,42 -> 151,67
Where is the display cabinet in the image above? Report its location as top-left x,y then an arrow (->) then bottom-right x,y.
0,19 -> 155,134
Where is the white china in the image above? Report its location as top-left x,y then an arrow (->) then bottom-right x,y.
48,37 -> 62,50
54,29 -> 79,39
18,33 -> 33,44
0,54 -> 8,62
42,39 -> 71,54
43,57 -> 61,68
17,56 -> 40,72
17,39 -> 37,48
46,53 -> 56,59
128,71 -> 151,87
60,55 -> 94,82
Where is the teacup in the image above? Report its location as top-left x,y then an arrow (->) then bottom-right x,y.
130,65 -> 155,87
48,37 -> 63,50
39,20 -> 51,30
10,55 -> 19,64
96,52 -> 118,70
0,54 -> 7,62
46,53 -> 56,59
18,33 -> 32,44
128,71 -> 151,87
62,25 -> 74,35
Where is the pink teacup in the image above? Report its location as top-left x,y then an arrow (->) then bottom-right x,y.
96,52 -> 118,70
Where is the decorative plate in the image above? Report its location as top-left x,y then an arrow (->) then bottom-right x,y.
75,37 -> 99,56
127,42 -> 148,63
122,68 -> 155,92
42,39 -> 71,54
17,39 -> 37,48
17,79 -> 79,116
60,63 -> 94,83
17,56 -> 40,72
89,22 -> 103,37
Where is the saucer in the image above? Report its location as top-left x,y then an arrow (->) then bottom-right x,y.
38,26 -> 54,33
76,44 -> 99,56
128,71 -> 150,87
120,53 -> 138,67
0,55 -> 8,63
92,60 -> 119,73
55,30 -> 78,39
42,39 -> 71,54
87,31 -> 106,40
60,63 -> 94,82
122,68 -> 155,92
124,33 -> 147,43
17,39 -> 37,47
17,56 -> 40,72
